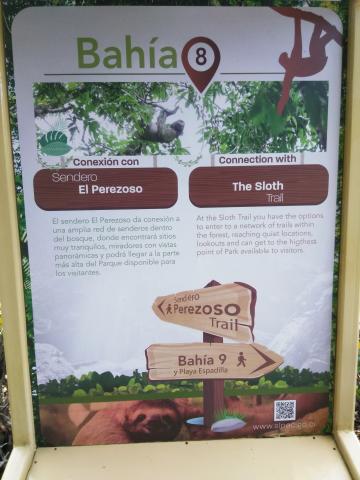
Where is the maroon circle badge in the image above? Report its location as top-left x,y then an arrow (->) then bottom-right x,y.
181,36 -> 221,93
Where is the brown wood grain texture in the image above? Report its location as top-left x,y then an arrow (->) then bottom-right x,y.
189,165 -> 328,207
203,280 -> 223,427
146,342 -> 283,380
203,332 -> 224,427
152,283 -> 255,342
33,168 -> 178,210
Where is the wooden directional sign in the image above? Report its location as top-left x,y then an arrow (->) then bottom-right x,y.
146,343 -> 283,381
152,282 -> 256,342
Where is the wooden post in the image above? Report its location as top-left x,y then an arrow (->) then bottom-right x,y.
203,280 -> 225,427
203,332 -> 224,427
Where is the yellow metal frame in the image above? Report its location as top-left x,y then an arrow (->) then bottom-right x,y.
0,4 -> 36,476
333,0 -> 360,475
0,2 -> 359,479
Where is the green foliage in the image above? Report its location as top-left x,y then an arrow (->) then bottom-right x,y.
215,409 -> 245,422
143,385 -> 156,393
73,389 -> 87,397
155,383 -> 168,391
34,82 -> 191,156
258,377 -> 273,390
38,366 -> 330,400
99,371 -> 115,392
127,378 -> 142,394
88,383 -> 104,396
274,380 -> 288,389
357,349 -> 360,402
234,380 -> 248,390
33,80 -> 328,156
116,386 -> 128,394
203,81 -> 327,153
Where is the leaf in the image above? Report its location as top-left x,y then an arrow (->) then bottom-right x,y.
39,130 -> 68,146
39,130 -> 71,156
41,142 -> 72,156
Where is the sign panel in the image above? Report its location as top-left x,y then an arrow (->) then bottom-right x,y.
189,165 -> 329,207
4,1 -> 345,447
146,343 -> 284,380
152,283 -> 256,341
34,168 -> 178,210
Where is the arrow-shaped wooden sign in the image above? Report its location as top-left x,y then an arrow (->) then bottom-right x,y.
146,343 -> 283,381
152,282 -> 256,342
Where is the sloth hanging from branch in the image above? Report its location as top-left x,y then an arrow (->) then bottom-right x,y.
141,105 -> 185,143
125,104 -> 185,155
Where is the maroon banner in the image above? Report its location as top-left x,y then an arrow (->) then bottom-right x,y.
34,168 -> 178,211
189,165 -> 328,207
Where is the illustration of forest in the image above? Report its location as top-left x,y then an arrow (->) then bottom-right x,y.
37,367 -> 330,404
34,81 -> 329,160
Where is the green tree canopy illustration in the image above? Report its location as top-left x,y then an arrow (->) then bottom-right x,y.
34,80 -> 328,156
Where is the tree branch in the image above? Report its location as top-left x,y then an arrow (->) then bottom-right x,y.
141,101 -> 179,116
271,7 -> 342,46
34,104 -> 73,117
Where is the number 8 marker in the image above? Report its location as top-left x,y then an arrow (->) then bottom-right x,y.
181,37 -> 221,93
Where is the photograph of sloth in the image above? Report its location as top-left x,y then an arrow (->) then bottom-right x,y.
33,80 -> 328,160
40,393 -> 329,446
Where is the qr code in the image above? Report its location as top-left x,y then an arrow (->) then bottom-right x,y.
274,400 -> 296,421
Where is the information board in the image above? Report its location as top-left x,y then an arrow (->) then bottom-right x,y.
5,3 -> 345,446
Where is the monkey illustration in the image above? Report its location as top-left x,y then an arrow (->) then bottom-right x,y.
273,7 -> 342,115
141,106 -> 184,144
72,400 -> 183,446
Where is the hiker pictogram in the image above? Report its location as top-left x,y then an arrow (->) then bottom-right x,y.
237,351 -> 246,367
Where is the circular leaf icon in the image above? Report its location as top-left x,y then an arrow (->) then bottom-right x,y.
39,131 -> 72,156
